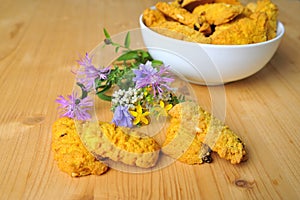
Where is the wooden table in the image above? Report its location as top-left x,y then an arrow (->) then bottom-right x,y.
0,0 -> 299,199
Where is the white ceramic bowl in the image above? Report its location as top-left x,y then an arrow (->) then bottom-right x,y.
139,14 -> 285,85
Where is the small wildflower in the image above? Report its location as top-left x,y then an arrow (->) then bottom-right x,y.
112,105 -> 133,127
129,104 -> 150,125
77,52 -> 93,68
111,87 -> 142,108
152,101 -> 173,119
56,93 -> 93,120
133,61 -> 174,97
160,101 -> 173,113
76,53 -> 111,91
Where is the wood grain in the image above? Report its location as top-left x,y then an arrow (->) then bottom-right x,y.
0,0 -> 299,199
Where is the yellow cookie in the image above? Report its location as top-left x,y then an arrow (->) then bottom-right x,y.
163,102 -> 247,164
79,121 -> 161,168
210,12 -> 268,45
150,21 -> 211,44
156,2 -> 200,27
52,117 -> 108,177
193,3 -> 244,25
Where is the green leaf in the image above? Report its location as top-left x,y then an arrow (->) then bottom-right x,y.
124,32 -> 131,49
96,92 -> 112,101
103,28 -> 111,39
116,51 -> 139,61
140,50 -> 151,58
96,84 -> 112,101
115,46 -> 120,53
151,60 -> 164,66
95,84 -> 107,89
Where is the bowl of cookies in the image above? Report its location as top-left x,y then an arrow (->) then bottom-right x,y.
139,0 -> 284,85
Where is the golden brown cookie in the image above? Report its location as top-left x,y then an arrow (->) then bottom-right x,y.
255,0 -> 278,40
163,102 -> 247,165
52,117 -> 108,177
143,8 -> 167,27
78,121 -> 161,168
155,2 -> 200,28
193,3 -> 244,25
210,11 -> 268,44
162,118 -> 209,164
150,21 -> 211,43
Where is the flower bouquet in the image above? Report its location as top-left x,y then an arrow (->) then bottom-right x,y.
56,29 -> 187,128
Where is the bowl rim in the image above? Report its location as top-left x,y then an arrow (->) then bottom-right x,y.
139,14 -> 285,48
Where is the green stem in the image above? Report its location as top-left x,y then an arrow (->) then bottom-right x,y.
96,92 -> 112,101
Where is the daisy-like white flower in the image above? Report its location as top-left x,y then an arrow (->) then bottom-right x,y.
129,104 -> 150,125
56,93 -> 93,120
132,61 -> 174,96
112,105 -> 133,127
76,53 -> 111,91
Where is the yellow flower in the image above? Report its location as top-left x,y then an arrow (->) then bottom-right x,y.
160,101 -> 173,113
153,101 -> 173,119
129,104 -> 150,125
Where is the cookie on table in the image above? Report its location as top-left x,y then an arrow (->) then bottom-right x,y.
163,102 -> 247,165
79,121 -> 161,169
52,117 -> 109,177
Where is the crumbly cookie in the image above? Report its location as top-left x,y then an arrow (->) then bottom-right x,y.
155,2 -> 200,27
143,8 -> 167,27
163,102 -> 247,164
210,11 -> 268,44
162,118 -> 209,164
255,0 -> 278,40
78,121 -> 161,168
52,117 -> 108,177
193,3 -> 244,25
150,21 -> 211,43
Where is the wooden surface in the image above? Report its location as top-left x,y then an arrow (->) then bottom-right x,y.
0,0 -> 299,199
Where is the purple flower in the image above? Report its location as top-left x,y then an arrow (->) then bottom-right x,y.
112,105 -> 133,127
77,52 -> 94,68
133,61 -> 174,96
76,53 -> 111,91
56,93 -> 93,120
